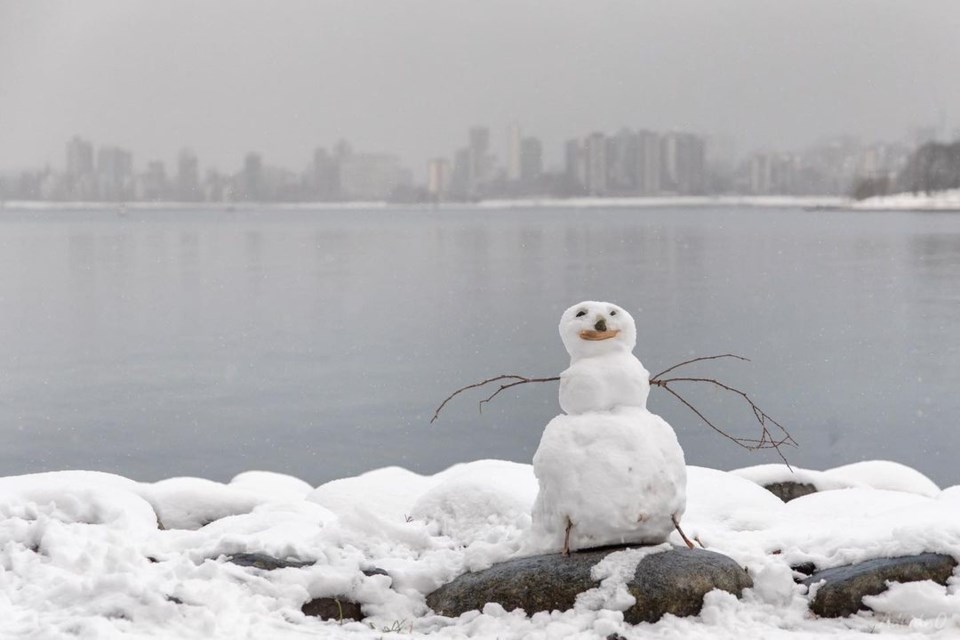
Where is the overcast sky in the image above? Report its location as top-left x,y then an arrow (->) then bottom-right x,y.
1,0 -> 959,176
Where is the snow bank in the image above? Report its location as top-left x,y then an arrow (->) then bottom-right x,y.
731,460 -> 940,497
825,461 -> 940,497
729,463 -> 858,492
851,188 -> 960,211
1,460 -> 959,638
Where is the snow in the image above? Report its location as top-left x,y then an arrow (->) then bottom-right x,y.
2,460 -> 960,637
731,460 -> 941,497
825,461 -> 941,497
851,189 -> 960,211
730,463 -> 860,492
0,195 -> 848,214
529,408 -> 687,552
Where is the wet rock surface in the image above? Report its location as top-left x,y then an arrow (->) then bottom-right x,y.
301,597 -> 364,621
225,552 -> 314,570
427,545 -> 752,624
803,553 -> 957,618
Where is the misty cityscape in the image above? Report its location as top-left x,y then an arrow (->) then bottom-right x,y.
0,124 -> 954,204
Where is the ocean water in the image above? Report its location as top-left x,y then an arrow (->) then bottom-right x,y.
1,204 -> 958,486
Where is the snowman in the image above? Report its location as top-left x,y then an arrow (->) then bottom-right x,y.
528,301 -> 692,555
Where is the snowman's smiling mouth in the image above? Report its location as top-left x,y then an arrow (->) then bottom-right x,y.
579,329 -> 620,341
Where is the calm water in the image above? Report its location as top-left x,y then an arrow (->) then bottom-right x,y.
1,205 -> 959,486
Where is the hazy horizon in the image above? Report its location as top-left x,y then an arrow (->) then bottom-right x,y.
2,1 -> 959,176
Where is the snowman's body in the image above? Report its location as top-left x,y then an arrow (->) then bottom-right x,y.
558,351 -> 650,415
528,301 -> 687,553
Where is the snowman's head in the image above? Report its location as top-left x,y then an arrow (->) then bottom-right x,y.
559,300 -> 637,360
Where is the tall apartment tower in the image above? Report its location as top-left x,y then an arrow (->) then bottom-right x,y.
607,128 -> 639,192
66,136 -> 96,200
427,158 -> 452,200
506,123 -> 522,181
66,137 -> 94,178
661,132 -> 705,195
519,137 -> 543,185
583,132 -> 608,196
468,126 -> 491,194
564,139 -> 584,190
96,146 -> 134,201
240,152 -> 264,201
176,149 -> 201,201
636,130 -> 661,195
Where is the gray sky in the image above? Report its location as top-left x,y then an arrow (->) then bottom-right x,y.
1,0 -> 958,176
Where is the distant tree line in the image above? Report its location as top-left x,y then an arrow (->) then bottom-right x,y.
899,141 -> 960,194
852,140 -> 960,200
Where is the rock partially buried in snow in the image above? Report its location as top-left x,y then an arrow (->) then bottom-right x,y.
730,464 -> 856,503
732,461 -> 941,503
803,553 -> 957,618
426,545 -> 752,624
762,481 -> 818,502
301,597 -> 364,622
225,553 -> 314,571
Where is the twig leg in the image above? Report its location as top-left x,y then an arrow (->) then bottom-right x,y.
672,514 -> 695,550
561,517 -> 573,557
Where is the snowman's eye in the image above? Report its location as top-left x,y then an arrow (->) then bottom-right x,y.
576,310 -> 586,317
610,310 -> 617,316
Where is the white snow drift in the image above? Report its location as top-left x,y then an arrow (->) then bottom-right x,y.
1,459 -> 959,639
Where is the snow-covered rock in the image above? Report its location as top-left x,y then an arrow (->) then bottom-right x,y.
0,460 -> 959,638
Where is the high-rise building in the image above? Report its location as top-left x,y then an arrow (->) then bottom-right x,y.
506,123 -> 522,182
427,158 -> 452,200
450,148 -> 472,200
519,137 -> 543,185
583,132 -> 608,196
176,149 -> 201,201
310,147 -> 339,200
138,160 -> 168,201
66,137 -> 94,178
636,130 -> 661,195
607,128 -> 638,192
239,152 -> 264,201
97,146 -> 134,201
65,136 -> 96,200
564,138 -> 584,191
339,154 -> 406,200
749,153 -> 772,194
468,126 -> 491,193
660,132 -> 705,195
203,169 -> 229,202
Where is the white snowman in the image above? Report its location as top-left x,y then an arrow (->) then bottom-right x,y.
528,301 -> 691,555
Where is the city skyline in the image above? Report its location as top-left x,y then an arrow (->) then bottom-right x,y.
0,121 -> 935,203
2,2 -> 959,177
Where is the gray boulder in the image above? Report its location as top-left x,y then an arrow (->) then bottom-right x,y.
803,553 -> 957,618
763,481 -> 818,502
223,553 -> 388,622
427,545 -> 752,624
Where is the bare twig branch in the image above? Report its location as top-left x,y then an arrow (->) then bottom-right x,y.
429,352 -> 797,468
478,377 -> 561,413
430,374 -> 559,423
650,353 -> 750,382
650,375 -> 796,468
